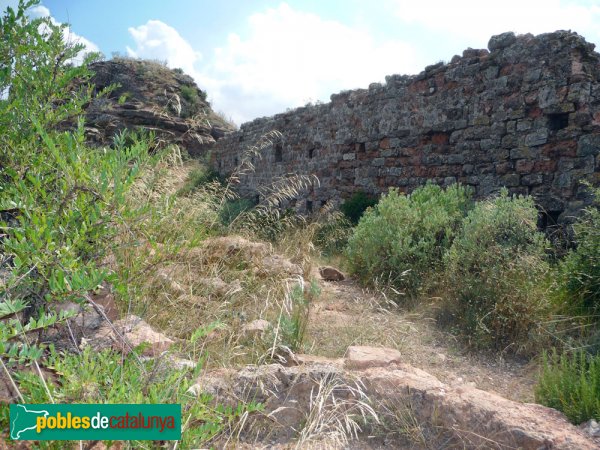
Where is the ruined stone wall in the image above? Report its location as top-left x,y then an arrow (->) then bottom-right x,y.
212,31 -> 600,221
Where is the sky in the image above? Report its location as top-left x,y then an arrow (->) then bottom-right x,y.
3,0 -> 600,125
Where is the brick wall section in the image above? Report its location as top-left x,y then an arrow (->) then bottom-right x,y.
212,31 -> 600,221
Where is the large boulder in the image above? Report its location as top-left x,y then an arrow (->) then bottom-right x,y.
82,59 -> 235,155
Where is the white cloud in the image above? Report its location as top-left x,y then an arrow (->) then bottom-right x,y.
28,3 -> 100,62
28,4 -> 50,17
392,0 -> 600,49
207,3 -> 422,123
126,3 -> 422,124
126,20 -> 201,75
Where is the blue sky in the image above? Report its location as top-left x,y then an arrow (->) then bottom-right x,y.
3,1 -> 600,124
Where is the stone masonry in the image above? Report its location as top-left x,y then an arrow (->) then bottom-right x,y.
212,31 -> 600,222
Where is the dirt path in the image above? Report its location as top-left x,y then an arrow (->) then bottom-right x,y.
305,277 -> 539,403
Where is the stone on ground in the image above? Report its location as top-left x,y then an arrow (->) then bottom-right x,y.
83,314 -> 174,357
344,345 -> 402,370
319,266 -> 345,281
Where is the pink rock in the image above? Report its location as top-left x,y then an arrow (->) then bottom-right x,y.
344,345 -> 402,369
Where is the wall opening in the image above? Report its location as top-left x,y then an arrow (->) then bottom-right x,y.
308,148 -> 315,159
275,144 -> 283,162
356,142 -> 366,152
538,209 -> 562,230
547,113 -> 569,131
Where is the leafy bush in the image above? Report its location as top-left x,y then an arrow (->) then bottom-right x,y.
345,184 -> 472,296
0,3 -> 265,446
535,349 -> 600,424
442,190 -> 551,354
0,0 -> 153,364
340,191 -> 378,225
558,186 -> 600,314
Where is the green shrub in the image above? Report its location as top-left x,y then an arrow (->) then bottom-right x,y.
6,346 -> 262,448
0,0 -> 153,363
340,191 -> 378,225
220,198 -> 257,227
278,282 -> 319,352
180,84 -> 199,102
535,349 -> 600,424
442,190 -> 551,354
345,184 -> 473,296
177,166 -> 221,196
559,186 -> 600,314
179,84 -> 206,117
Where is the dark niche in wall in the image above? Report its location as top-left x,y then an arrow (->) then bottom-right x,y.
538,209 -> 562,230
275,143 -> 283,162
547,113 -> 569,131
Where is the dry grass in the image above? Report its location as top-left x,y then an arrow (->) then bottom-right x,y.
368,396 -> 433,448
305,280 -> 418,357
107,147 -> 322,368
295,374 -> 379,449
366,396 -> 520,450
305,278 -> 538,403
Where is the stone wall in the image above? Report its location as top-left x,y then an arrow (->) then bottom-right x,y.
212,31 -> 600,222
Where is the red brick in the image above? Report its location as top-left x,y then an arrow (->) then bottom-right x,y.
533,160 -> 557,173
431,133 -> 449,145
379,138 -> 391,149
541,140 -> 576,158
516,160 -> 535,173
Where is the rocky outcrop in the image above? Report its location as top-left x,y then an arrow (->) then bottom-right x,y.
190,346 -> 599,449
198,236 -> 303,277
213,31 -> 600,223
81,314 -> 174,357
83,59 -> 235,154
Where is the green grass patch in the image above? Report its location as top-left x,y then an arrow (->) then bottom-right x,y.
536,349 -> 600,424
